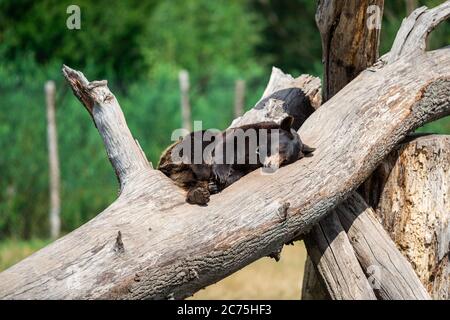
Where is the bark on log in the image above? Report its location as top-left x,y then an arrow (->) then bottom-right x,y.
303,0 -> 384,300
336,193 -> 431,300
304,212 -> 377,300
315,0 -> 384,101
360,135 -> 450,299
301,258 -> 330,300
0,46 -> 449,298
302,1 -> 448,300
230,67 -> 321,130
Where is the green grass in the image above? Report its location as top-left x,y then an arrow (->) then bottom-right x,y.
417,117 -> 450,134
0,239 -> 50,271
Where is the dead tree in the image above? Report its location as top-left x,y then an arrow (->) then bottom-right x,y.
360,135 -> 450,299
0,2 -> 449,300
302,1 -> 449,300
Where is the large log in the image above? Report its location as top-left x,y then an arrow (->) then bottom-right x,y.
0,44 -> 448,299
361,135 -> 450,299
336,193 -> 431,299
302,1 -> 448,300
315,0 -> 384,101
304,212 -> 377,300
302,0 -> 384,299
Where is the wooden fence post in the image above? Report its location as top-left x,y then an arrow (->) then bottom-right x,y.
45,80 -> 61,239
179,70 -> 191,132
234,79 -> 246,118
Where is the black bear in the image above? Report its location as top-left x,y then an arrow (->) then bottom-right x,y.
157,116 -> 314,205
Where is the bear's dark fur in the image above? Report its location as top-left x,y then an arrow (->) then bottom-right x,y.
157,116 -> 314,205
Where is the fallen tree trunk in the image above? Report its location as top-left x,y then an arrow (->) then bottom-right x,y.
361,135 -> 450,299
303,190 -> 430,300
0,43 -> 448,299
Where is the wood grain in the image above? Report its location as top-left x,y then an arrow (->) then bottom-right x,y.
0,48 -> 449,299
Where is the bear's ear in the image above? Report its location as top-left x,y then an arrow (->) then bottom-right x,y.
302,143 -> 316,155
280,116 -> 294,131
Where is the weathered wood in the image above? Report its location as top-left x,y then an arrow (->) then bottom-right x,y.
304,212 -> 377,300
0,47 -> 447,299
303,1 -> 450,301
301,257 -> 329,300
303,0 -> 385,300
337,192 -> 431,300
388,2 -> 450,64
62,66 -> 151,190
45,80 -> 61,239
361,135 -> 450,299
315,0 -> 384,102
234,68 -> 375,300
234,79 -> 246,118
230,67 -> 321,130
179,70 -> 192,132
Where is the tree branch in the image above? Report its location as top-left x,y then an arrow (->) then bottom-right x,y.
62,65 -> 151,190
388,1 -> 450,64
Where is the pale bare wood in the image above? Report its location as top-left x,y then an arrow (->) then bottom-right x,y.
388,1 -> 450,64
0,47 -> 448,299
61,66 -> 151,191
361,135 -> 450,299
304,212 -> 377,300
45,80 -> 61,239
230,67 -> 321,130
337,192 -> 431,300
179,70 -> 192,132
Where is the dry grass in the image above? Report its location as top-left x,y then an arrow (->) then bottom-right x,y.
0,239 -> 50,271
0,239 -> 307,300
190,242 -> 307,300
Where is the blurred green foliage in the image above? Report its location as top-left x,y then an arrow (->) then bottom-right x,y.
0,0 -> 448,239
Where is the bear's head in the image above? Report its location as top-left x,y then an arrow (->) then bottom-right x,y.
263,116 -> 315,170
